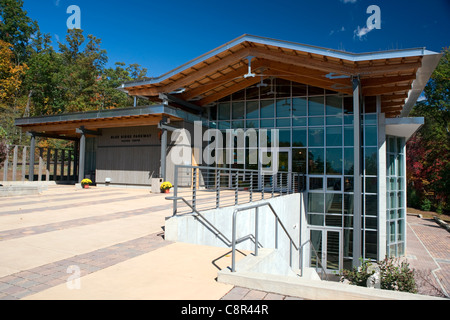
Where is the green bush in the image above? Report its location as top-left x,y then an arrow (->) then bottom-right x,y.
340,257 -> 417,294
421,198 -> 432,211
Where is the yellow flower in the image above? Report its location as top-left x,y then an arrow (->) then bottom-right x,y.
160,181 -> 172,190
81,179 -> 92,185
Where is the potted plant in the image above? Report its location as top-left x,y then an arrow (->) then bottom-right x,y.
160,181 -> 173,193
81,179 -> 92,189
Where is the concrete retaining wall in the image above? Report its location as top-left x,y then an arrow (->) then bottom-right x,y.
165,193 -> 308,271
0,182 -> 51,197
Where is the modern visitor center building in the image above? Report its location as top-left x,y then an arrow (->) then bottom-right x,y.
14,35 -> 442,273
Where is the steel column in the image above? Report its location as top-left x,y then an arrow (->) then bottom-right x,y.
352,76 -> 362,268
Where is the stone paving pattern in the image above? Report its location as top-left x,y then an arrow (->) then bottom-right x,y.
0,186 -> 448,300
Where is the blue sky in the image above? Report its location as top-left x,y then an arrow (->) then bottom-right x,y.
23,0 -> 450,77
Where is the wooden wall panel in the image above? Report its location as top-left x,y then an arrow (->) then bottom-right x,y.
96,126 -> 161,186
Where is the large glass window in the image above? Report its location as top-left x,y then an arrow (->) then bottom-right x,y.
260,99 -> 274,118
386,136 -> 406,257
208,79 -> 380,266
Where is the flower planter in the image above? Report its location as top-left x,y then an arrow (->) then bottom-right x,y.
83,185 -> 89,189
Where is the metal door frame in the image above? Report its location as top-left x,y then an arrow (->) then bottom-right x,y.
307,226 -> 343,274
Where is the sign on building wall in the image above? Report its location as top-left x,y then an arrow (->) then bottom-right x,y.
98,127 -> 160,147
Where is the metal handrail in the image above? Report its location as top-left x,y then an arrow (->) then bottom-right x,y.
166,196 -> 232,246
299,239 -> 328,281
231,201 -> 299,272
167,189 -> 327,279
171,164 -> 306,215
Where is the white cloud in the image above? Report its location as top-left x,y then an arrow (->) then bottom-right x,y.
341,0 -> 357,3
354,25 -> 375,40
54,0 -> 61,7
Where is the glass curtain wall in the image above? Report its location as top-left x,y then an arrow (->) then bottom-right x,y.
386,135 -> 406,257
207,78 -> 379,268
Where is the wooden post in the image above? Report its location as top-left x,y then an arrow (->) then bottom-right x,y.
2,146 -> 8,181
21,146 -> 27,182
29,134 -> 36,181
12,145 -> 18,181
38,148 -> 43,182
46,148 -> 51,181
60,149 -> 65,181
53,149 -> 58,181
67,150 -> 72,181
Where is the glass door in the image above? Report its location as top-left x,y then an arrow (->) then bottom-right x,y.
308,227 -> 342,274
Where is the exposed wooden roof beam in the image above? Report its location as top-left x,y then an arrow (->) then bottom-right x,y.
197,77 -> 262,106
363,85 -> 411,96
361,75 -> 415,88
180,60 -> 265,101
268,71 -> 353,95
160,47 -> 253,95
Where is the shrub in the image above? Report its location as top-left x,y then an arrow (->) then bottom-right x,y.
341,256 -> 417,294
421,198 -> 432,212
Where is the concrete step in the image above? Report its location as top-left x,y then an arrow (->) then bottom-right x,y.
217,248 -> 445,300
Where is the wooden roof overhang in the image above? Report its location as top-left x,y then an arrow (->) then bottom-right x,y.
120,35 -> 442,118
15,105 -> 186,138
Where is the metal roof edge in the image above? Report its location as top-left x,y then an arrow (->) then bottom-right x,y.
14,105 -> 168,126
120,34 -> 441,90
400,52 -> 444,117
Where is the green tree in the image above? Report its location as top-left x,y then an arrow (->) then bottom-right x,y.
0,0 -> 38,64
23,31 -> 65,116
57,29 -> 108,113
98,62 -> 148,109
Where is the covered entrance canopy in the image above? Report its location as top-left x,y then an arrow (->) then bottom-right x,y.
14,105 -> 195,183
119,34 -> 442,118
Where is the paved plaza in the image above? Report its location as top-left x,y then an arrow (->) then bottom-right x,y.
0,185 -> 448,300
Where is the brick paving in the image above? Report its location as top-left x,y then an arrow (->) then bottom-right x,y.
0,232 -> 170,300
406,215 -> 450,298
0,193 -> 152,216
0,204 -> 171,241
0,186 -> 449,300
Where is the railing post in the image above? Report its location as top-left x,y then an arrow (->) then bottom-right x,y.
215,168 -> 220,209
275,215 -> 278,249
255,207 -> 259,256
272,174 -> 275,198
172,165 -> 179,216
249,172 -> 253,202
192,167 -> 197,210
234,171 -> 238,205
231,210 -> 237,272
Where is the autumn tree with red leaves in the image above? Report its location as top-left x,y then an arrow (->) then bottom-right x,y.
407,48 -> 450,214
